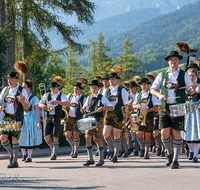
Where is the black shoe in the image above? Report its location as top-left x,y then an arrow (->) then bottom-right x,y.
166,154 -> 173,166
108,151 -> 114,160
171,161 -> 179,169
157,148 -> 161,156
128,148 -> 132,155
70,150 -> 74,157
72,153 -> 78,158
83,160 -> 95,166
134,151 -> 138,156
111,156 -> 117,163
50,154 -> 57,160
95,151 -> 99,156
198,149 -> 200,154
144,155 -> 149,159
22,155 -> 27,161
7,162 -> 18,168
182,149 -> 185,153
140,150 -> 145,157
189,152 -> 194,160
118,150 -> 123,157
123,152 -> 128,157
96,160 -> 104,166
193,157 -> 198,163
161,151 -> 165,157
7,157 -> 13,166
25,158 -> 32,162
103,151 -> 108,159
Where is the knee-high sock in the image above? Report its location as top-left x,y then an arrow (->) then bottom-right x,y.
86,146 -> 93,161
162,136 -> 173,155
46,139 -> 53,151
137,137 -> 145,150
74,137 -> 80,154
21,148 -> 26,156
128,135 -> 133,149
99,147 -> 104,161
28,149 -> 33,159
102,138 -> 107,152
1,140 -> 13,157
67,137 -> 74,151
113,138 -> 121,157
172,139 -> 183,162
187,143 -> 194,152
53,142 -> 59,156
105,136 -> 114,152
193,143 -> 200,158
154,135 -> 162,149
120,137 -> 124,152
134,138 -> 139,152
123,138 -> 128,154
161,143 -> 165,152
13,143 -> 19,163
145,140 -> 151,156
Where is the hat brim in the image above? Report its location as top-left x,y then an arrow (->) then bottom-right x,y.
88,83 -> 101,87
164,55 -> 183,61
138,81 -> 151,85
108,76 -> 121,79
74,84 -> 83,89
185,65 -> 200,72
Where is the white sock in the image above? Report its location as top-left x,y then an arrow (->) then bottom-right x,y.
187,143 -> 194,152
193,144 -> 200,158
28,149 -> 33,159
21,148 -> 26,156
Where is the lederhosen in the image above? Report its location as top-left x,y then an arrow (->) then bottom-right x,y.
0,86 -> 24,137
64,93 -> 84,132
104,87 -> 124,129
159,69 -> 186,131
44,93 -> 62,137
136,91 -> 154,133
85,94 -> 104,138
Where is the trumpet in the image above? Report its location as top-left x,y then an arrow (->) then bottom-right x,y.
136,99 -> 148,126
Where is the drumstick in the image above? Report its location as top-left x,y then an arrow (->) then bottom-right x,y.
167,96 -> 180,100
179,86 -> 190,89
15,87 -> 29,104
0,108 -> 6,111
84,110 -> 97,116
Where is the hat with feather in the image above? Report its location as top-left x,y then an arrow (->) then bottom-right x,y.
108,66 -> 123,79
51,76 -> 63,88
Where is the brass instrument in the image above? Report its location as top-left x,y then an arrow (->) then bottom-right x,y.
61,106 -> 69,125
136,99 -> 148,126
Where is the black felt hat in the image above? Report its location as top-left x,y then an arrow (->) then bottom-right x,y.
7,71 -> 19,79
88,80 -> 101,87
130,81 -> 138,87
108,72 -> 120,79
164,50 -> 183,61
74,82 -> 83,89
138,78 -> 151,85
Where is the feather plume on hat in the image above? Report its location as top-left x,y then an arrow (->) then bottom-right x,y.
132,76 -> 141,83
52,76 -> 63,83
196,58 -> 200,66
175,41 -> 190,54
109,66 -> 123,74
14,61 -> 29,75
145,73 -> 155,81
78,77 -> 88,85
96,75 -> 102,81
122,81 -> 130,89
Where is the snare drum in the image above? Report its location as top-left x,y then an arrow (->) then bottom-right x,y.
131,114 -> 137,124
77,117 -> 97,133
0,121 -> 21,131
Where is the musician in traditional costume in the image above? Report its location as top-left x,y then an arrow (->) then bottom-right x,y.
80,80 -> 113,166
133,78 -> 158,159
39,76 -> 69,160
0,67 -> 29,168
19,79 -> 42,162
185,62 -> 200,83
150,50 -> 197,169
64,82 -> 86,158
182,69 -> 200,162
103,70 -> 129,163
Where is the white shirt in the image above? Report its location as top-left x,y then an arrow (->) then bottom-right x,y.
67,93 -> 86,117
133,90 -> 158,109
99,87 -> 108,96
108,85 -> 129,105
40,91 -> 68,115
0,84 -> 29,114
130,92 -> 138,112
150,68 -> 192,104
84,92 -> 113,109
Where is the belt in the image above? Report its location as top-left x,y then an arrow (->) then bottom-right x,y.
6,113 -> 15,116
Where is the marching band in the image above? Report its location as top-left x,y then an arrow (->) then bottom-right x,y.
1,46 -> 200,170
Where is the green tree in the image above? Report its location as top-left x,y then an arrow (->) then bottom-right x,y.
115,36 -> 142,81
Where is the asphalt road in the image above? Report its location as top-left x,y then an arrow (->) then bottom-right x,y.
0,152 -> 200,190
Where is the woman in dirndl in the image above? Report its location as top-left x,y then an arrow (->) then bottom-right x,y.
19,80 -> 42,162
182,68 -> 200,163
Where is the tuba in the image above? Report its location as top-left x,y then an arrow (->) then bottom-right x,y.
136,99 -> 148,126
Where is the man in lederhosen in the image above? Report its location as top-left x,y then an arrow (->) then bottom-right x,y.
39,76 -> 69,160
81,80 -> 113,166
133,78 -> 158,159
64,82 -> 86,158
0,71 -> 29,168
103,72 -> 129,163
150,50 -> 197,169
